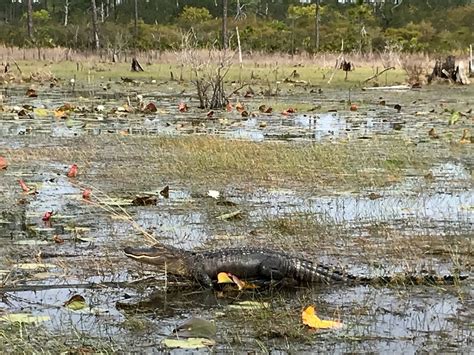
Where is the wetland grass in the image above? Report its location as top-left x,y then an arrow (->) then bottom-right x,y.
5,135 -> 431,192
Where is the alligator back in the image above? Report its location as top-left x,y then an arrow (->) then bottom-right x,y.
196,247 -> 348,284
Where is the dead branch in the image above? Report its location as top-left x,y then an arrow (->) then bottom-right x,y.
363,67 -> 395,83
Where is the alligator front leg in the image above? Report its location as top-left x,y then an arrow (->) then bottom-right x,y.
193,270 -> 214,288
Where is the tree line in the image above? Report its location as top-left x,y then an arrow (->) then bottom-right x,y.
0,0 -> 472,54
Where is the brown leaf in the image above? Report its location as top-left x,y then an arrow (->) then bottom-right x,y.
132,194 -> 158,206
350,104 -> 358,111
235,102 -> 245,113
160,185 -> 170,199
206,110 -> 214,118
26,88 -> 37,97
52,235 -> 64,244
143,102 -> 157,113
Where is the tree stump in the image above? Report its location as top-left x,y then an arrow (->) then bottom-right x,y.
427,56 -> 469,84
131,58 -> 144,72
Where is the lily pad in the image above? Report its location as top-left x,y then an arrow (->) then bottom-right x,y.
15,263 -> 58,270
161,337 -> 215,349
216,210 -> 242,221
228,301 -> 269,310
173,318 -> 217,339
0,313 -> 50,324
14,240 -> 50,246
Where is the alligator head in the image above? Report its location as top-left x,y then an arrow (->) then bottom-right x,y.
124,244 -> 191,277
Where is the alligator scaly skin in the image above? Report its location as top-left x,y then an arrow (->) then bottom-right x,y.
124,245 -> 466,288
190,247 -> 350,287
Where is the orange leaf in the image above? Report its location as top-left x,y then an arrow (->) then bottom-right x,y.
67,164 -> 78,178
19,179 -> 30,192
178,102 -> 188,112
217,272 -> 258,290
0,156 -> 8,170
302,306 -> 343,330
54,109 -> 67,118
52,235 -> 64,244
350,104 -> 358,111
82,189 -> 91,200
236,102 -> 245,113
226,102 -> 233,112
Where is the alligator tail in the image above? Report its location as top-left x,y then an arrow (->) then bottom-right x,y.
288,258 -> 467,285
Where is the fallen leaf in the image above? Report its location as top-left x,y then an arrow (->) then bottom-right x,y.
208,190 -> 220,199
236,102 -> 245,113
52,234 -> 64,244
460,129 -> 471,144
350,104 -> 358,111
67,164 -> 78,178
162,338 -> 215,349
178,102 -> 188,112
19,179 -> 30,192
173,318 -> 217,339
217,272 -> 234,284
64,294 -> 87,311
160,185 -> 170,198
0,156 -> 8,170
14,240 -> 49,246
82,189 -> 92,200
228,301 -> 269,310
15,263 -> 58,270
26,88 -> 37,97
207,110 -> 214,118
226,102 -> 233,112
33,108 -> 49,117
449,111 -> 460,125
132,194 -> 158,206
143,102 -> 157,113
217,272 -> 257,290
0,313 -> 50,324
42,211 -> 54,221
216,210 -> 242,221
302,306 -> 343,330
428,128 -> 439,139
54,109 -> 67,118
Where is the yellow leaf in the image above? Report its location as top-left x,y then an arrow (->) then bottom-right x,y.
64,295 -> 87,311
302,306 -> 343,330
0,313 -> 50,324
33,108 -> 49,117
217,272 -> 234,283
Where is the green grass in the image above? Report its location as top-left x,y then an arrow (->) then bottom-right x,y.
5,135 -> 429,193
13,60 -> 407,89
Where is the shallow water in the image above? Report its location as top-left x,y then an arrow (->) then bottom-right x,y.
0,82 -> 472,353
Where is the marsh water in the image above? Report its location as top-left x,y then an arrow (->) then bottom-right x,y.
0,80 -> 472,353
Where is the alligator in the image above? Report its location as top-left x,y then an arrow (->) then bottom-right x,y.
124,244 -> 466,288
